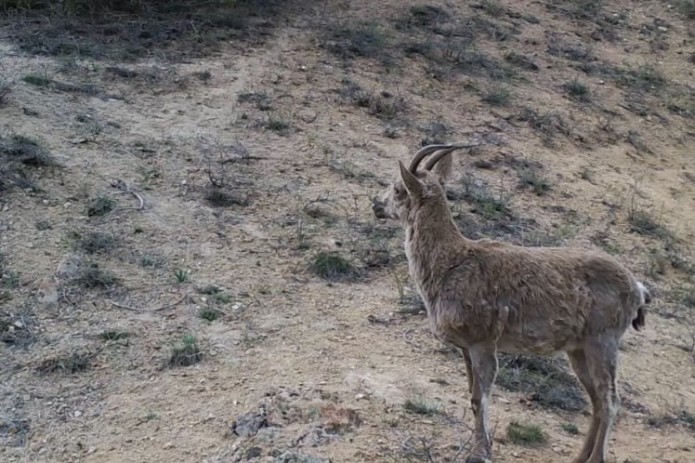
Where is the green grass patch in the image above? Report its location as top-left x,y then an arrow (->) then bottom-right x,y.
22,74 -> 51,87
403,397 -> 444,416
168,334 -> 203,367
561,422 -> 580,435
310,252 -> 359,282
496,354 -> 586,411
563,78 -> 591,102
199,308 -> 221,322
86,195 -> 116,217
507,421 -> 546,446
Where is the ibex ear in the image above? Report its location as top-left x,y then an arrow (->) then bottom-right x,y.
432,152 -> 453,183
398,161 -> 424,199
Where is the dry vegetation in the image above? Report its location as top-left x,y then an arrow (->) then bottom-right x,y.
0,0 -> 694,462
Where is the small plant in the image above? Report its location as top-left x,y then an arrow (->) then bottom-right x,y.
199,308 -> 221,322
456,173 -> 511,220
0,134 -> 55,167
482,86 -> 511,106
481,0 -> 505,17
616,65 -> 666,93
198,284 -> 232,303
678,1 -> 695,20
22,74 -> 51,87
676,285 -> 695,309
647,409 -> 695,430
86,195 -> 116,217
561,423 -> 580,435
324,23 -> 389,60
237,91 -> 272,110
407,5 -> 450,27
507,421 -> 546,446
199,284 -> 222,295
563,78 -> 591,102
403,397 -> 444,416
75,263 -> 118,289
0,79 -> 11,104
36,352 -> 91,374
504,52 -> 539,71
2,271 -> 20,289
73,231 -> 117,254
205,188 -> 249,207
516,108 -> 571,145
214,292 -> 231,304
174,269 -> 190,283
168,335 -> 203,367
35,220 -> 52,230
310,252 -> 359,282
496,354 -> 586,411
140,255 -> 156,267
627,209 -> 672,240
100,330 -> 130,341
265,115 -> 290,134
518,167 -> 552,196
579,167 -> 593,182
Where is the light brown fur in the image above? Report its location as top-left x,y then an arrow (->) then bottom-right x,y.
372,143 -> 650,463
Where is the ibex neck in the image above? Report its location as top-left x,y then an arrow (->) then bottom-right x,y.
405,200 -> 470,285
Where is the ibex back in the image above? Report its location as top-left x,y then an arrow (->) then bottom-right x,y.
372,143 -> 650,463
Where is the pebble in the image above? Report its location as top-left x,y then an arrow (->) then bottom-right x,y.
73,410 -> 82,418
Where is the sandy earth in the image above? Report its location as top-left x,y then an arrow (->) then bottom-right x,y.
1,1 -> 694,462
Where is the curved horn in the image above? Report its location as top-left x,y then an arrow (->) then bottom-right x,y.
408,144 -> 458,173
424,142 -> 483,171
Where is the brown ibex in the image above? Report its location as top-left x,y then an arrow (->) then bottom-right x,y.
372,143 -> 650,463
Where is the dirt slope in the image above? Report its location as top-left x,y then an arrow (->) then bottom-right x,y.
1,1 -> 694,462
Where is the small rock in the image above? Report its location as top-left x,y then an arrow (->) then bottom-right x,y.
299,110 -> 317,123
245,446 -> 263,459
163,442 -> 174,449
232,407 -> 268,437
355,393 -> 365,400
73,410 -> 82,418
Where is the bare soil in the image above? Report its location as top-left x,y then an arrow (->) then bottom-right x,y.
1,1 -> 694,462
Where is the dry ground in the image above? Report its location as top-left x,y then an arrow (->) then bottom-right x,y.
1,0 -> 694,462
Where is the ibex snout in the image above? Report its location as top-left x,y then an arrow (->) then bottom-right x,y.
372,196 -> 387,219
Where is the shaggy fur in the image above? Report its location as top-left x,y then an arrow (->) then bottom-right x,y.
372,143 -> 650,463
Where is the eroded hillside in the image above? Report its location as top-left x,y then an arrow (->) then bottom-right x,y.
1,1 -> 694,462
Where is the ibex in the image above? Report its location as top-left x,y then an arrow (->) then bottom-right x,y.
372,143 -> 651,463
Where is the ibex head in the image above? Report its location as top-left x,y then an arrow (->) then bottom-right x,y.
372,143 -> 479,221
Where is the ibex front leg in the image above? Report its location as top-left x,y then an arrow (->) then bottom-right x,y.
466,344 -> 498,463
462,347 -> 475,394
